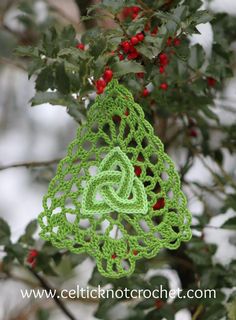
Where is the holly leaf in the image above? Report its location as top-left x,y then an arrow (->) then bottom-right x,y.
191,10 -> 214,25
25,220 -> 38,236
203,303 -> 227,320
222,194 -> 236,212
201,105 -> 219,122
58,47 -> 87,60
112,61 -> 145,76
0,218 -> 11,246
15,46 -> 39,57
221,217 -> 236,230
31,91 -> 67,106
88,267 -> 109,287
5,242 -> 27,263
35,66 -> 55,91
188,44 -> 205,69
18,219 -> 38,245
55,63 -> 70,94
36,309 -> 50,320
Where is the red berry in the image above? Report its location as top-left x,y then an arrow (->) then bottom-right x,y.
132,6 -> 140,14
159,53 -> 167,60
137,155 -> 144,162
131,36 -> 139,45
155,299 -> 165,309
136,32 -> 144,42
136,72 -> 144,79
27,256 -> 34,263
128,50 -> 139,60
95,78 -> 106,94
160,82 -> 168,90
142,87 -> 149,97
103,68 -> 113,83
119,53 -> 124,61
173,38 -> 181,46
124,109 -> 129,116
27,249 -> 38,268
76,43 -> 85,50
133,250 -> 138,256
207,77 -> 216,87
96,78 -> 106,88
96,86 -> 104,94
29,249 -> 38,258
144,22 -> 150,32
112,253 -> 117,259
122,7 -> 132,18
132,12 -> 138,20
153,198 -> 165,210
151,26 -> 158,35
189,129 -> 198,137
121,41 -> 130,53
129,45 -> 136,53
134,165 -> 142,176
159,66 -> 165,74
159,53 -> 168,66
112,115 -> 121,124
166,37 -> 172,46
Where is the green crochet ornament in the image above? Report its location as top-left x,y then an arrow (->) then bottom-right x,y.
38,80 -> 192,278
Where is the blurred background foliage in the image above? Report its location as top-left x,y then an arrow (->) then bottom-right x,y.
0,0 -> 236,319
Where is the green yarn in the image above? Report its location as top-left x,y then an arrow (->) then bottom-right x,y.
82,147 -> 148,216
38,80 -> 192,278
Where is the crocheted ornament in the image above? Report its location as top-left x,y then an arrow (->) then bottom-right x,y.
38,80 -> 192,278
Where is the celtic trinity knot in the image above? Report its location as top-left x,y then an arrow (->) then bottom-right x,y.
81,147 -> 148,215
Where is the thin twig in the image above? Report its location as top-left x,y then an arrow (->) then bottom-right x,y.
0,158 -> 62,171
198,155 -> 236,189
136,0 -> 153,13
1,22 -> 23,39
0,57 -> 27,71
114,14 -> 129,38
29,268 -> 77,320
192,304 -> 204,320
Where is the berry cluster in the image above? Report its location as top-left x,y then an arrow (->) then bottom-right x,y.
26,249 -> 38,268
166,36 -> 181,47
76,12 -> 184,99
159,52 -> 169,73
138,36 -> 182,97
121,6 -> 141,20
118,32 -> 145,61
144,22 -> 158,36
95,68 -> 113,94
140,35 -> 181,97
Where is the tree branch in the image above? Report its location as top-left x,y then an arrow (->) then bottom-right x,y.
0,57 -> 27,71
114,14 -> 129,38
28,268 -> 77,320
0,158 -> 62,171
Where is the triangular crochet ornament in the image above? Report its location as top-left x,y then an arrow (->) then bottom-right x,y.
38,80 -> 192,278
